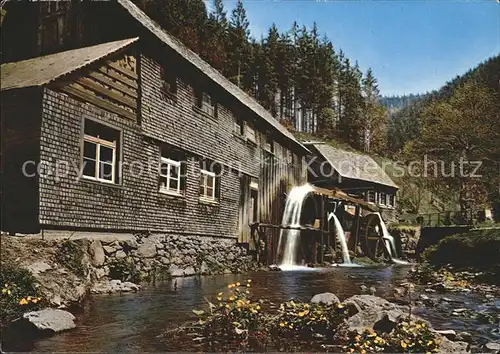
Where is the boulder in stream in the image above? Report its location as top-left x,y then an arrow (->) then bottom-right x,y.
20,308 -> 76,334
310,292 -> 340,306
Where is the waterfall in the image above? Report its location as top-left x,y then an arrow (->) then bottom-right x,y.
372,212 -> 409,264
331,214 -> 351,264
278,184 -> 314,267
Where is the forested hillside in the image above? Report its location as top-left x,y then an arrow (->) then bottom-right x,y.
135,0 -> 388,154
387,56 -> 500,154
388,56 -> 500,216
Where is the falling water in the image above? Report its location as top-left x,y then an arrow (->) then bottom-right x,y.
278,184 -> 314,267
331,214 -> 352,264
372,212 -> 409,264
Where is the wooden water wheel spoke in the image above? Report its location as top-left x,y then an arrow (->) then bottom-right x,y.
360,214 -> 389,260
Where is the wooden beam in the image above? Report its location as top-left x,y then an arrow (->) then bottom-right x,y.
59,84 -> 136,121
106,61 -> 138,80
99,66 -> 138,89
77,77 -> 137,109
88,72 -> 138,99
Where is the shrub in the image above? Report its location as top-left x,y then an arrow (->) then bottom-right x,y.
56,240 -> 86,276
422,229 -> 500,270
344,319 -> 440,353
0,264 -> 43,325
108,257 -> 141,283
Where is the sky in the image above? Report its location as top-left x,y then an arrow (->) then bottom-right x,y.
213,0 -> 500,96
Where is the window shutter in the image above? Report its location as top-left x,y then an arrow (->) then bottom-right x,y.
180,160 -> 187,192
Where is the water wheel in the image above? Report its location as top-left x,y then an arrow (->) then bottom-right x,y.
360,214 -> 389,260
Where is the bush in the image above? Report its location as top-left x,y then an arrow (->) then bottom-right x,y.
0,264 -> 43,325
56,240 -> 86,276
345,319 -> 440,353
422,228 -> 500,270
108,257 -> 141,283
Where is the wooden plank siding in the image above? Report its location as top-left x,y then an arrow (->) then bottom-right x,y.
237,128 -> 307,255
50,51 -> 139,121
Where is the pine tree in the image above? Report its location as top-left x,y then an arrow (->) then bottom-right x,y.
204,0 -> 229,70
228,0 -> 250,88
361,68 -> 387,153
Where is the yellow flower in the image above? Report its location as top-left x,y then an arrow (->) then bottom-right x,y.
218,292 -> 223,296
229,296 -> 235,301
246,279 -> 252,283
217,297 -> 222,301
298,311 -> 306,317
289,324 -> 293,329
225,304 -> 230,309
337,303 -> 344,309
416,323 -> 422,329
19,298 -> 28,305
246,290 -> 250,294
360,350 -> 366,354
349,349 -> 355,353
279,322 -> 285,327
355,335 -> 361,342
427,340 -> 433,346
401,341 -> 408,349
7,290 -> 11,295
246,284 -> 251,287
228,284 -> 233,289
256,305 -> 261,310
32,298 -> 39,304
236,282 -> 241,287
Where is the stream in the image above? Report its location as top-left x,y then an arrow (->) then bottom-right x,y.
3,265 -> 499,352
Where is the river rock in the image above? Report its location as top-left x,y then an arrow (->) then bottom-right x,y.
26,261 -> 52,275
346,306 -> 405,334
91,280 -> 140,294
103,245 -> 117,256
439,336 -> 470,353
485,342 -> 500,352
311,292 -> 340,306
434,329 -> 457,340
89,240 -> 105,267
21,309 -> 76,333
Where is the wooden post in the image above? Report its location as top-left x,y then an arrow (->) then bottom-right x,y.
319,195 -> 325,264
353,205 -> 361,256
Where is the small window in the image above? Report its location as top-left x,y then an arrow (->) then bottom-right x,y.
159,148 -> 186,196
366,190 -> 375,203
234,116 -> 245,136
82,119 -> 120,184
196,91 -> 216,117
160,65 -> 177,97
388,194 -> 395,207
199,160 -> 221,202
264,135 -> 274,153
379,192 -> 386,206
246,121 -> 257,144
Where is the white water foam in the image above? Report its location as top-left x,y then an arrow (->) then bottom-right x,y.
277,184 -> 314,267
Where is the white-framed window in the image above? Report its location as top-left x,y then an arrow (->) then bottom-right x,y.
366,190 -> 375,203
200,169 -> 216,201
246,122 -> 257,144
196,91 -> 216,116
82,119 -> 120,184
234,115 -> 245,136
379,192 -> 386,206
159,158 -> 182,195
388,194 -> 395,207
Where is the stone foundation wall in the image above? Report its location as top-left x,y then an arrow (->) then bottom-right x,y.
90,233 -> 257,280
387,226 -> 420,254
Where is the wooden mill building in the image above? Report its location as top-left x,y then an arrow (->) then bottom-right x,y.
0,0 -> 308,247
304,142 -> 398,219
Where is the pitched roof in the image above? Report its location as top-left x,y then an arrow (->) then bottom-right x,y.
117,0 -> 307,153
1,38 -> 138,91
306,142 -> 399,189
